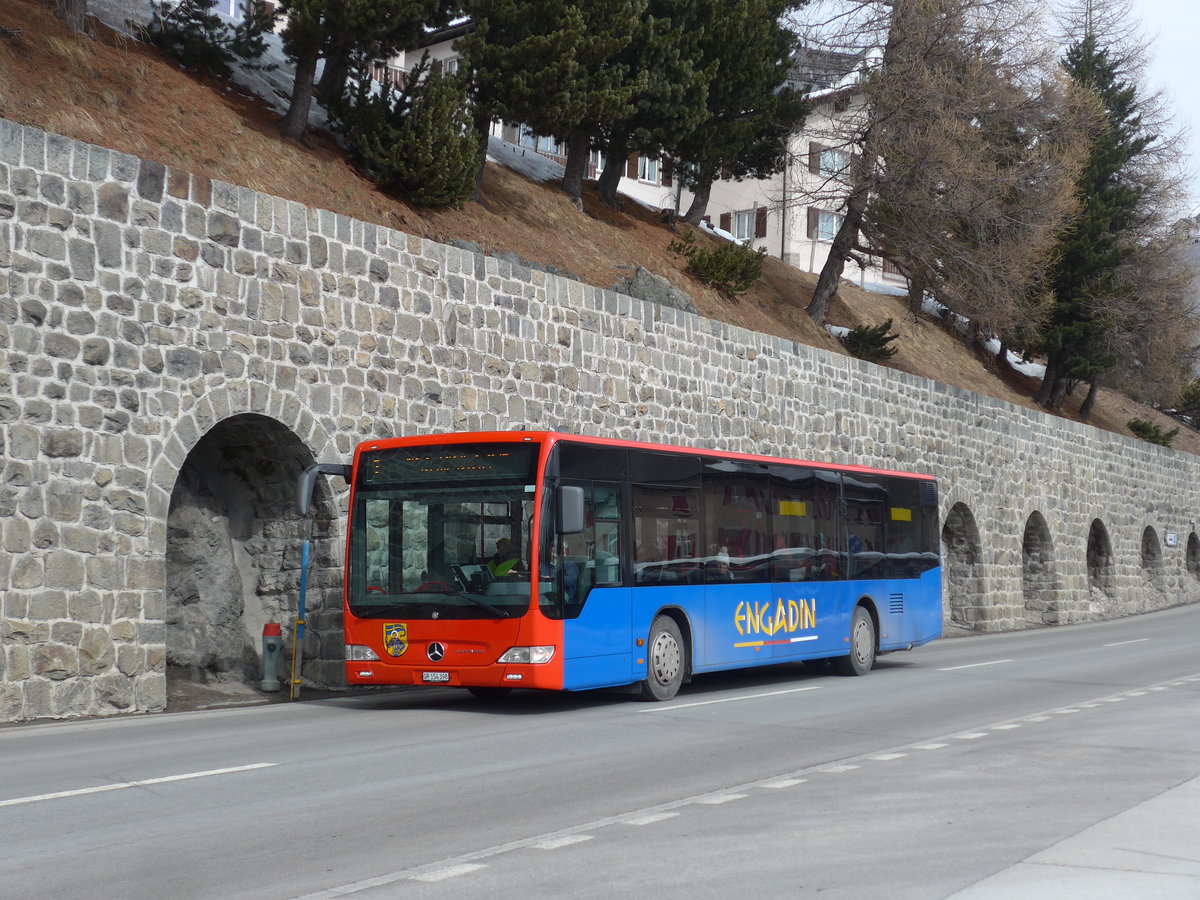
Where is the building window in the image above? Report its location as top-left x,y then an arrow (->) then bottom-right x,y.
638,155 -> 659,184
820,147 -> 849,178
443,57 -> 460,76
733,210 -> 754,241
817,211 -> 842,241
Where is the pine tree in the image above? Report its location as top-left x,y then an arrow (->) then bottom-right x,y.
1034,31 -> 1153,412
674,0 -> 807,225
461,0 -> 646,208
593,0 -> 713,208
277,0 -> 452,141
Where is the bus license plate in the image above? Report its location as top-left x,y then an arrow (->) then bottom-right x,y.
422,671 -> 450,683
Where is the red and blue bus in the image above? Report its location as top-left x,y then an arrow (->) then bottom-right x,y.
304,431 -> 941,701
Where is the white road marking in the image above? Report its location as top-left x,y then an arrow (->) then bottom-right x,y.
993,723 -> 1021,730
410,864 -> 486,882
1126,691 -> 1147,697
1055,709 -> 1080,714
871,752 -> 907,761
938,659 -> 1013,671
1104,638 -> 1149,647
296,669 -> 1200,899
532,835 -> 592,850
696,794 -> 746,805
0,763 -> 277,809
623,812 -> 679,826
638,685 -> 821,712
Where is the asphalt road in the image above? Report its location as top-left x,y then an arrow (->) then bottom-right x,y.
3,604 -> 1199,899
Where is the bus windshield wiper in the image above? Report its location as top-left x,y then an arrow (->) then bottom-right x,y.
443,591 -> 510,618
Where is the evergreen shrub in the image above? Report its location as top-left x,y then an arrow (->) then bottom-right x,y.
668,229 -> 766,298
338,60 -> 477,207
1128,418 -> 1178,447
841,319 -> 900,362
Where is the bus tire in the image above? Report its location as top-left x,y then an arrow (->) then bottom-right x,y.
467,686 -> 513,700
834,605 -> 876,676
639,615 -> 685,701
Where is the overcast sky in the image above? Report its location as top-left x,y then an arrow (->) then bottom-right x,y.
1132,0 -> 1200,213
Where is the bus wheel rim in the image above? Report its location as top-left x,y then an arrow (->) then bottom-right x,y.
651,631 -> 681,685
852,617 -> 871,664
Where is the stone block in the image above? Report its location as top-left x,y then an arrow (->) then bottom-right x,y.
33,644 -> 78,681
0,684 -> 26,722
52,679 -> 93,717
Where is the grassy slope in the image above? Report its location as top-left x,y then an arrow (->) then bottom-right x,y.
1,0 -> 1195,455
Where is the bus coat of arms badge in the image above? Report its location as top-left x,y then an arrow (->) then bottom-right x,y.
383,623 -> 408,657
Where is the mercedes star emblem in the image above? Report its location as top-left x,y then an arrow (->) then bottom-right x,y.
427,642 -> 446,662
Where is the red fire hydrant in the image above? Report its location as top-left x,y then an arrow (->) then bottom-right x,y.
261,623 -> 283,692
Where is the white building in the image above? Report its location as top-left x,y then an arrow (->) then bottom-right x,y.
398,26 -> 905,291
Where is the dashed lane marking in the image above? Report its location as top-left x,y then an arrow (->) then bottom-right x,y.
294,669 -> 1200,899
623,812 -> 679,826
696,794 -> 747,805
532,835 -> 593,850
410,864 -> 486,883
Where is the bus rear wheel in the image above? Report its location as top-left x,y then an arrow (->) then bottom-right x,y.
639,615 -> 684,701
834,605 -> 876,676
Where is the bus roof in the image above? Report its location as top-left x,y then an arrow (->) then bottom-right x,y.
353,431 -> 935,482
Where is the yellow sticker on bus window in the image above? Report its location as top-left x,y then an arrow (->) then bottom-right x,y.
778,500 -> 807,517
890,507 -> 912,522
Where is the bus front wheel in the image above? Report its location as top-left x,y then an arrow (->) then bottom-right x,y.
639,615 -> 685,701
834,606 -> 876,676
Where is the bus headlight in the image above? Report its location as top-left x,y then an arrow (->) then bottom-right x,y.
345,644 -> 380,661
498,646 -> 555,664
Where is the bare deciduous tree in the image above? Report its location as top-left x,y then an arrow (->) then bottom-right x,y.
789,0 -> 1092,339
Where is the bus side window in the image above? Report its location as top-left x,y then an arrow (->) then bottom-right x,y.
561,482 -> 623,616
633,484 -> 700,584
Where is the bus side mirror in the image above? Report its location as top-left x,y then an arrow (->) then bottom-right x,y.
297,463 -> 352,516
557,485 -> 585,534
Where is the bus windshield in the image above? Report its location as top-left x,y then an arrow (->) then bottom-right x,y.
347,443 -> 539,620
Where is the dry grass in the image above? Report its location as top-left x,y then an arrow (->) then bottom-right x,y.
2,0 -> 1197,455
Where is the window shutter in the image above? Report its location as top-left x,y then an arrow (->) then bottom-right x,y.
719,212 -> 732,232
807,207 -> 818,239
720,166 -> 733,180
808,142 -> 823,175
755,207 -> 768,238
662,160 -> 673,188
626,153 -> 639,179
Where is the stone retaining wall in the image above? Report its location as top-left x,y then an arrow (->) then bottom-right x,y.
2,118 -> 1199,722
